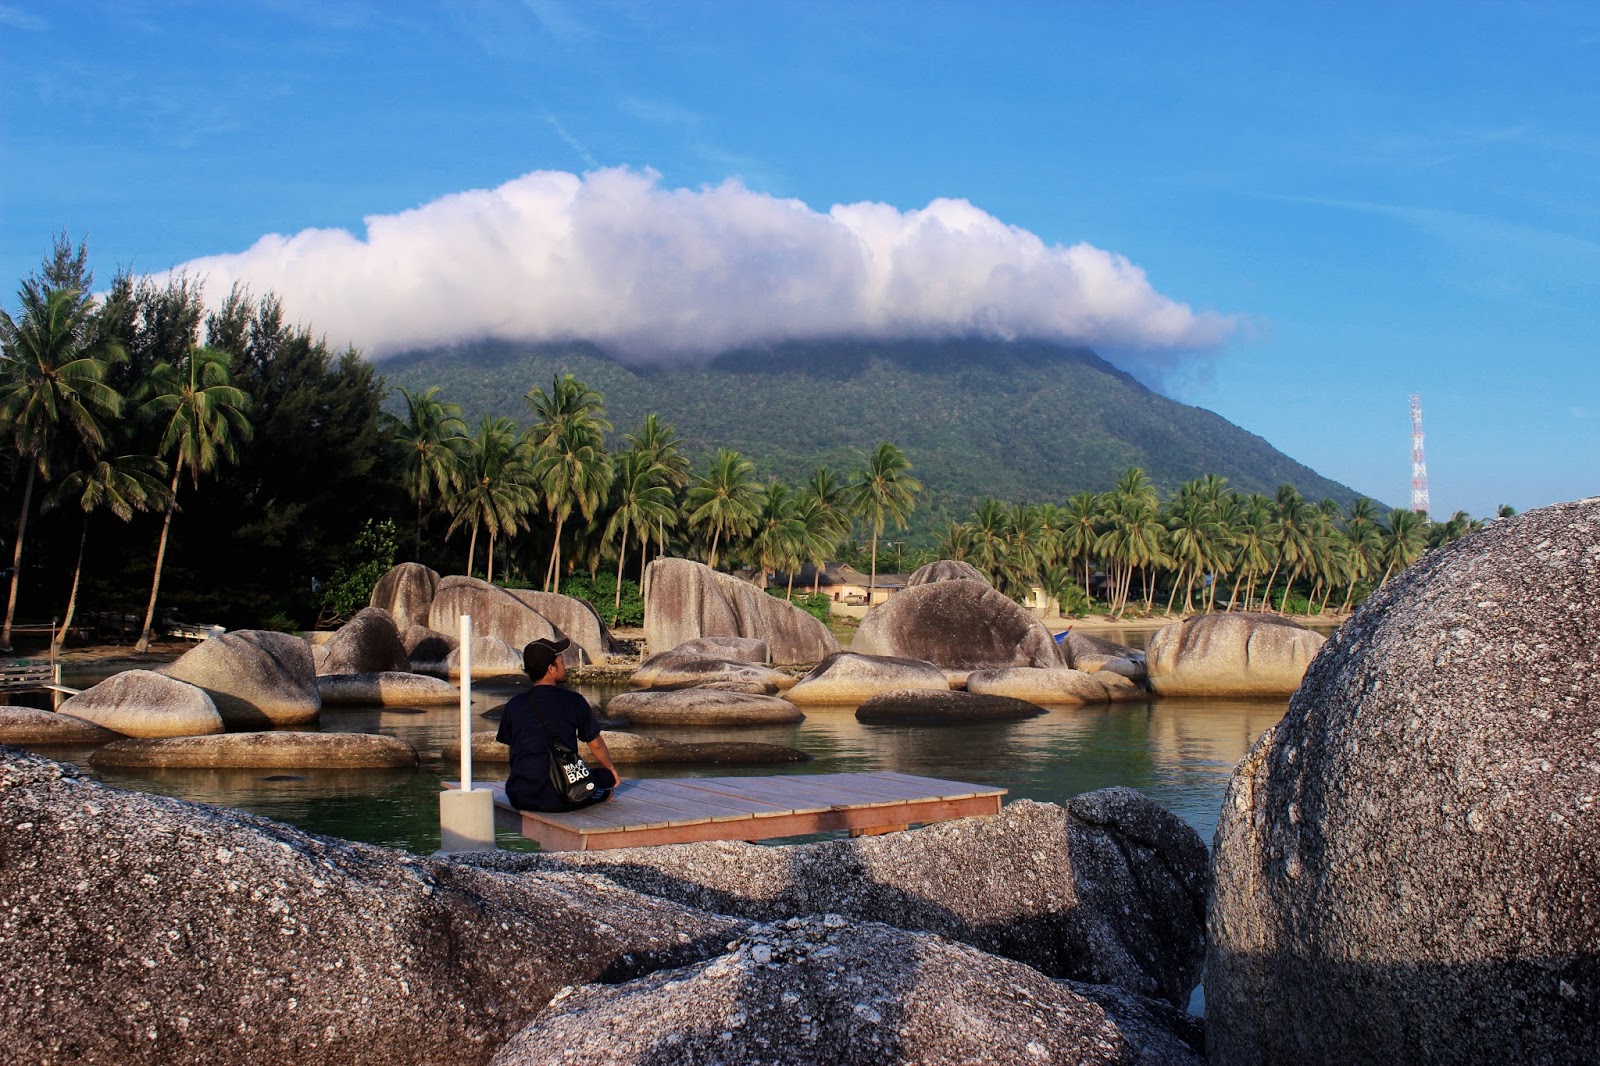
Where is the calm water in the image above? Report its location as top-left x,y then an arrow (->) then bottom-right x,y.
42,675 -> 1288,856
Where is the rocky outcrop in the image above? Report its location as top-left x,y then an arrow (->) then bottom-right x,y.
445,635 -> 526,679
490,915 -> 1203,1066
852,579 -> 1063,670
444,730 -> 810,767
629,651 -> 795,694
402,625 -> 457,672
905,558 -> 990,586
607,690 -> 806,726
642,558 -> 840,665
784,652 -> 949,705
156,630 -> 321,727
664,635 -> 772,664
0,748 -> 743,1065
0,708 -> 123,745
316,671 -> 460,707
89,731 -> 420,769
1146,612 -> 1324,697
368,561 -> 441,628
1062,629 -> 1145,670
465,792 -> 1210,1008
505,589 -> 616,664
1207,498 -> 1600,1065
856,689 -> 1046,723
966,666 -> 1122,705
56,670 -> 224,738
428,576 -> 581,665
316,606 -> 411,676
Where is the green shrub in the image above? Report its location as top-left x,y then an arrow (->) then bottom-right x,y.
315,519 -> 399,626
774,589 -> 833,623
560,573 -> 644,627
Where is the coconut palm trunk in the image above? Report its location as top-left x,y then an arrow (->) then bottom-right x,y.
53,519 -> 90,652
613,515 -> 630,621
1,465 -> 37,652
136,468 -> 183,653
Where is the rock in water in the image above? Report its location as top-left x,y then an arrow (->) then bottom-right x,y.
628,650 -> 795,693
504,589 -> 617,664
89,731 -> 421,769
316,606 -> 411,676
905,558 -> 991,586
1145,612 -> 1324,697
490,916 -> 1204,1066
606,689 -> 805,726
56,670 -> 224,738
0,748 -> 744,1065
0,708 -> 123,745
464,792 -> 1209,1008
1207,498 -> 1600,1065
855,688 -> 1045,723
444,730 -> 810,767
368,561 -> 441,628
663,635 -> 772,664
851,579 -> 1063,670
966,666 -> 1123,705
316,671 -> 460,706
785,652 -> 950,705
428,576 -> 580,665
157,630 -> 321,727
642,558 -> 840,665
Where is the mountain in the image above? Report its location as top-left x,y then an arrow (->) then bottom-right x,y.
378,336 -> 1371,537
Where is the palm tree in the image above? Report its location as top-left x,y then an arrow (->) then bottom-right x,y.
133,346 -> 251,652
938,520 -> 974,562
447,416 -> 535,581
394,385 -> 467,557
847,441 -> 921,601
686,449 -> 760,569
0,285 -> 125,650
1377,508 -> 1428,586
791,492 -> 843,598
603,450 -> 674,621
1164,485 -> 1224,614
1225,494 -> 1275,611
1061,491 -> 1103,598
800,467 -> 852,593
527,375 -> 612,591
1261,484 -> 1313,613
623,414 -> 691,571
42,450 -> 170,651
966,498 -> 1011,582
746,481 -> 802,590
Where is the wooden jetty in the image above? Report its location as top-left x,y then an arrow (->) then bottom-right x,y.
445,771 -> 1006,852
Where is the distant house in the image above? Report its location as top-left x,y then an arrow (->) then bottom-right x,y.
761,563 -> 909,607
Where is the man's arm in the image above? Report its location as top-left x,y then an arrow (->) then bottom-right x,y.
587,734 -> 622,798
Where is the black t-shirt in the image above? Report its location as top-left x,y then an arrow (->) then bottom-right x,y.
496,685 -> 602,810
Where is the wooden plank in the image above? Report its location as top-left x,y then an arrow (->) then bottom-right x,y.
670,777 -> 842,814
622,780 -> 790,821
865,771 -> 1008,800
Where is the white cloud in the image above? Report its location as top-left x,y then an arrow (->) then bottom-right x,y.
160,167 -> 1237,366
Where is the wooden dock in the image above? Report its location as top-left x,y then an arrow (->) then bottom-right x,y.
445,771 -> 1006,852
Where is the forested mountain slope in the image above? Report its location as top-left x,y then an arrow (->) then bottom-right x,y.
380,336 -> 1367,534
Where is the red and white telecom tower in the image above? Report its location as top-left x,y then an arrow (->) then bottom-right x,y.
1410,394 -> 1430,515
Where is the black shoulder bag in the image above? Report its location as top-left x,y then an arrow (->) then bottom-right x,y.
527,688 -> 595,806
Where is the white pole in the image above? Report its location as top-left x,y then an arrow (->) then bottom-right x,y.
459,614 -> 473,792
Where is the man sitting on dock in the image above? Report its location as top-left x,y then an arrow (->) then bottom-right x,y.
497,636 -> 621,812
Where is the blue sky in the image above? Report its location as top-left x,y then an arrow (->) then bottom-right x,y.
3,1 -> 1597,517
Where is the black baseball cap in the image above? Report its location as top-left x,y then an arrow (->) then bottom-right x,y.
523,636 -> 572,678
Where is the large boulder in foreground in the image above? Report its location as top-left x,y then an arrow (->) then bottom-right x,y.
316,606 -> 411,676
1208,498 -> 1600,1065
428,576 -> 581,666
784,652 -> 949,705
852,579 -> 1063,670
905,558 -> 990,586
89,731 -> 420,769
966,666 -> 1122,705
316,671 -> 460,707
628,650 -> 795,694
491,915 -> 1203,1066
0,748 -> 743,1065
56,670 -> 224,738
466,791 -> 1210,1008
1146,612 -> 1324,697
0,707 -> 122,745
856,688 -> 1045,723
606,689 -> 805,726
368,561 -> 440,629
642,558 -> 840,665
156,630 -> 320,727
505,589 -> 616,664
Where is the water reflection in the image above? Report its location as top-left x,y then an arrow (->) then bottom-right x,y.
50,673 -> 1287,855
